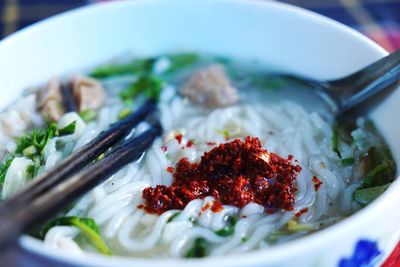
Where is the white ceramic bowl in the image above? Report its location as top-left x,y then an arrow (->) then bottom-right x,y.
1,0 -> 399,266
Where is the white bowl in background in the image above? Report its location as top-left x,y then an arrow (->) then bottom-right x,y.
0,0 -> 399,266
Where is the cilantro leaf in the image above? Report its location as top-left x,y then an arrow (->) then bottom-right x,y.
353,184 -> 390,206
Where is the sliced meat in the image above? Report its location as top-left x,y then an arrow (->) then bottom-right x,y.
181,64 -> 239,108
72,76 -> 106,112
37,78 -> 64,122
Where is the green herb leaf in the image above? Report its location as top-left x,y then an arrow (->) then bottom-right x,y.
165,53 -> 199,74
167,212 -> 181,223
95,153 -> 105,162
40,216 -> 112,255
22,145 -> 37,158
341,157 -> 355,166
241,236 -> 249,243
185,238 -> 208,258
15,123 -> 58,160
361,146 -> 395,188
215,215 -> 237,237
353,184 -> 390,206
286,220 -> 314,233
26,162 -> 40,179
266,230 -> 285,243
117,107 -> 132,120
216,129 -> 230,139
362,161 -> 393,188
79,109 -> 97,122
0,156 -> 14,186
119,75 -> 163,102
58,121 -> 76,136
90,58 -> 156,78
332,126 -> 339,156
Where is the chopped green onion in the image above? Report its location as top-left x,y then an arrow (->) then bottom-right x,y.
167,212 -> 181,223
266,230 -> 285,243
90,58 -> 155,78
58,121 -> 77,136
15,123 -> 58,157
11,121 -> 80,180
332,126 -> 339,156
241,236 -> 249,243
26,163 -> 40,179
118,108 -> 132,120
119,75 -> 163,102
0,156 -> 14,186
40,216 -> 112,255
164,53 -> 199,74
185,238 -> 208,258
90,53 -> 199,79
215,216 -> 237,237
79,109 -> 97,122
22,145 -> 38,157
96,153 -> 105,161
216,129 -> 230,139
341,157 -> 355,166
286,220 -> 314,233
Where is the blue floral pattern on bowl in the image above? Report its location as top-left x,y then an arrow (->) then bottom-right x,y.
339,239 -> 381,267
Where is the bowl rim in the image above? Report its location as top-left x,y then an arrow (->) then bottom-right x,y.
2,0 -> 397,266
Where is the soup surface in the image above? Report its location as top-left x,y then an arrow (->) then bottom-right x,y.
0,53 -> 395,258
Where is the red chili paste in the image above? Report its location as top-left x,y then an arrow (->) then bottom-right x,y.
186,140 -> 194,148
141,137 -> 302,215
295,207 -> 309,217
312,176 -> 323,191
175,133 -> 183,144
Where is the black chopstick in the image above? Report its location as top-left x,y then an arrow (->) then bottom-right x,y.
61,82 -> 78,113
0,122 -> 162,249
0,99 -> 156,210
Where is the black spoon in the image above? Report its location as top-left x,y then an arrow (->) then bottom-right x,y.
285,49 -> 400,117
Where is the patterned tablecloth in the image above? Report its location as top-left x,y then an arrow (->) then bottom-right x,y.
0,0 -> 399,266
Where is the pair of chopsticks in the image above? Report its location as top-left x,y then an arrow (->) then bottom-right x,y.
0,99 -> 161,249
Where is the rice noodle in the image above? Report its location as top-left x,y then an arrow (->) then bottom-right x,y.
38,84 -> 355,257
0,62 -> 363,258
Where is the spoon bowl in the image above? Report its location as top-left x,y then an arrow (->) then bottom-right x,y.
285,49 -> 400,117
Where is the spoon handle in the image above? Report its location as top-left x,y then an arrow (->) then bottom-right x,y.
330,49 -> 400,114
